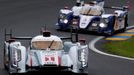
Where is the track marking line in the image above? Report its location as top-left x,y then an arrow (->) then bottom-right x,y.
106,38 -> 128,41
116,33 -> 134,36
89,36 -> 134,61
111,35 -> 130,38
106,35 -> 130,41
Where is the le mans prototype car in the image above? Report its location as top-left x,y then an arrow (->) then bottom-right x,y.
3,29 -> 88,75
56,1 -> 129,35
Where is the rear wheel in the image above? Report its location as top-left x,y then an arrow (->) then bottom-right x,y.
120,27 -> 126,33
121,15 -> 128,32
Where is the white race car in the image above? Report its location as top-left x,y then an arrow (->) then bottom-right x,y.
56,0 -> 129,35
3,29 -> 88,75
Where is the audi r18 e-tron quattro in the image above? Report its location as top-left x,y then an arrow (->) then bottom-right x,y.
3,28 -> 88,75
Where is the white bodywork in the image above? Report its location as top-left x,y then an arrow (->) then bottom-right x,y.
4,34 -> 88,74
78,5 -> 103,29
72,6 -> 82,16
60,9 -> 72,15
114,10 -> 126,30
79,15 -> 95,29
72,3 -> 126,31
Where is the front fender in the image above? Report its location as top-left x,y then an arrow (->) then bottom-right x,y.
17,46 -> 26,73
58,11 -> 73,29
61,54 -> 73,67
68,46 -> 79,73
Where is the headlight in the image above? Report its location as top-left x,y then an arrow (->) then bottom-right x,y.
17,50 -> 21,62
72,21 -> 78,25
92,23 -> 97,26
12,49 -> 18,67
104,18 -> 109,23
64,19 -> 68,24
59,14 -> 64,19
78,48 -> 88,67
79,49 -> 88,67
72,19 -> 78,25
81,52 -> 86,62
99,23 -> 106,28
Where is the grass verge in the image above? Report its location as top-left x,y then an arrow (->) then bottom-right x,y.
103,37 -> 134,58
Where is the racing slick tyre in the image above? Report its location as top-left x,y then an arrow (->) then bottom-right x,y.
106,30 -> 114,36
105,28 -> 115,36
8,65 -> 15,75
8,62 -> 18,75
78,68 -> 88,75
120,16 -> 128,32
3,48 -> 8,70
105,16 -> 116,36
120,27 -> 126,33
56,25 -> 61,31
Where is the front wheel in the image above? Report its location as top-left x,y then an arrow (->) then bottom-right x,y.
105,29 -> 114,36
120,16 -> 128,32
78,67 -> 88,75
3,48 -> 8,70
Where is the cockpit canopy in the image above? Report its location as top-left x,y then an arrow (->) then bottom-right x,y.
31,35 -> 63,50
80,4 -> 103,16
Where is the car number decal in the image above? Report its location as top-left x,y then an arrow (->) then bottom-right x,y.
44,51 -> 58,64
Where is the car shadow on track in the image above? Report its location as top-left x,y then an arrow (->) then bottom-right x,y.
22,71 -> 75,75
57,29 -> 102,36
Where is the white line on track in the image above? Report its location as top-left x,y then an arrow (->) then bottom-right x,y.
89,36 -> 134,61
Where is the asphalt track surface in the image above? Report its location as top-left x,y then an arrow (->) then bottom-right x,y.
0,0 -> 134,75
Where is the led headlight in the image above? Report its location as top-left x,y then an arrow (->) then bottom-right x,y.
80,49 -> 88,67
92,23 -> 97,26
99,23 -> 106,28
81,52 -> 86,62
64,19 -> 68,24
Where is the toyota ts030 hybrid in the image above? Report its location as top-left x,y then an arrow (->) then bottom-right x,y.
56,0 -> 129,35
3,29 -> 88,75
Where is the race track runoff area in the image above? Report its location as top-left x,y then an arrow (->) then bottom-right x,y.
106,29 -> 134,41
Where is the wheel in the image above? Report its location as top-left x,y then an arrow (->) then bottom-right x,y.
106,16 -> 116,36
119,15 -> 128,33
74,67 -> 88,75
120,27 -> 126,33
8,62 -> 17,75
55,25 -> 61,31
79,67 -> 88,75
3,48 -> 8,70
105,29 -> 114,36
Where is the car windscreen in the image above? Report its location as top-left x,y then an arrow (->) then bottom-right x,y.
80,5 -> 102,16
32,41 -> 63,50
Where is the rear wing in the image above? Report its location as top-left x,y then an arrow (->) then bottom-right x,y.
104,6 -> 129,11
5,29 -> 32,42
5,28 -> 80,43
104,0 -> 131,11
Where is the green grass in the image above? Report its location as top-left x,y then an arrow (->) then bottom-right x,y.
103,37 -> 134,58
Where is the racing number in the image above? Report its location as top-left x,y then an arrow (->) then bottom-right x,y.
45,56 -> 55,61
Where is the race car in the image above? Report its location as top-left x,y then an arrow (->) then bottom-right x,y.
56,1 -> 129,35
3,28 -> 88,75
